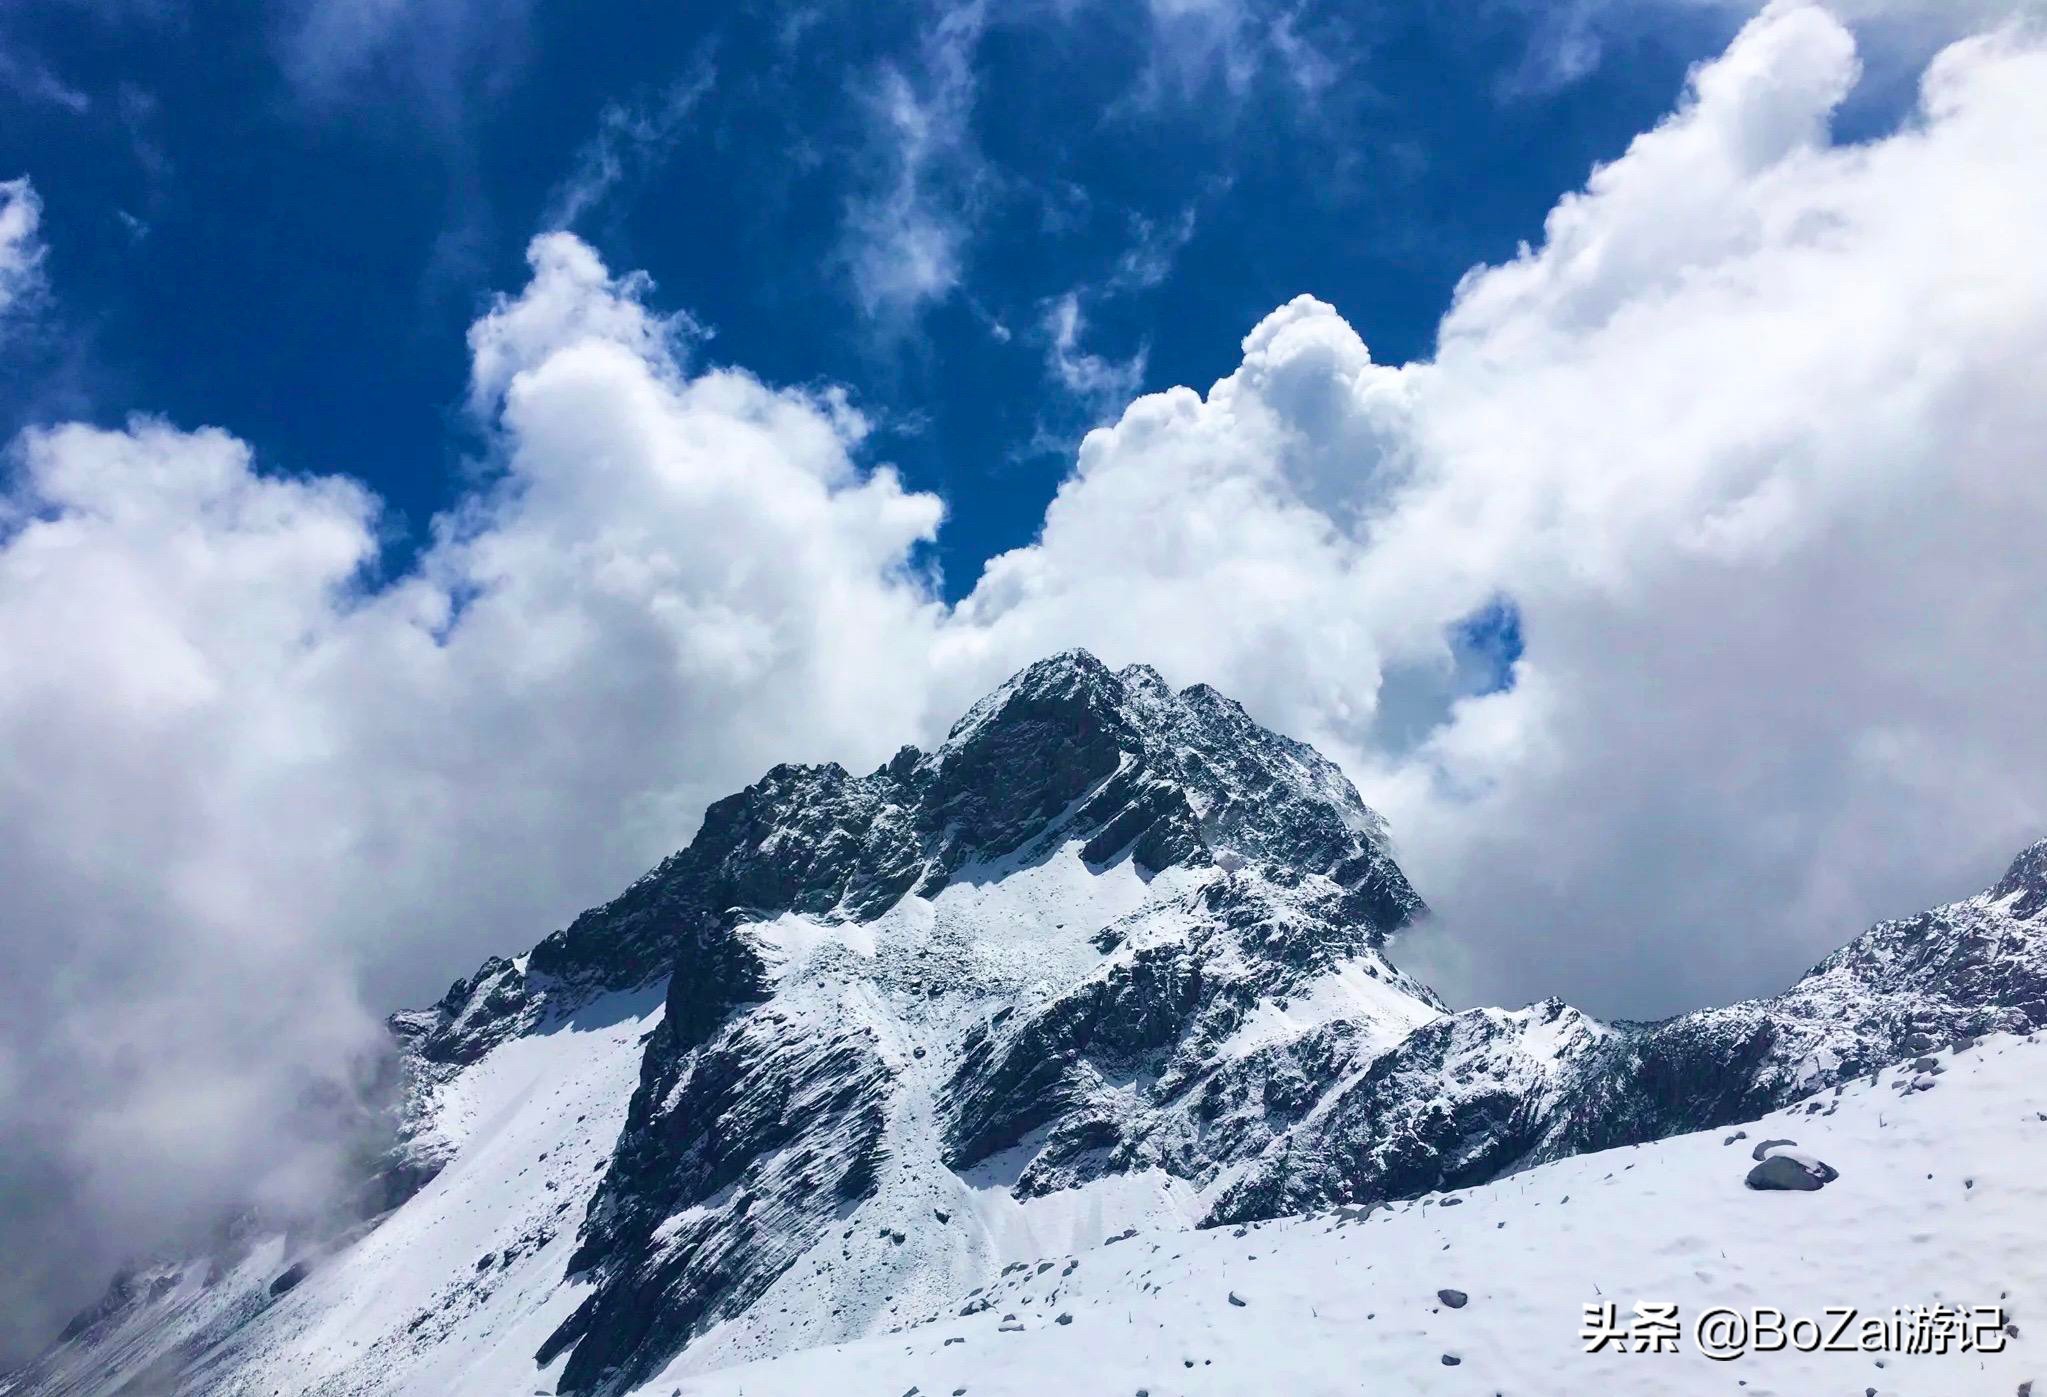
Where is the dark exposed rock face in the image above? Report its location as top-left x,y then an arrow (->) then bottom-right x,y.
512,652 -> 1432,1393
537,1002 -> 896,1391
1200,842 -> 2047,1225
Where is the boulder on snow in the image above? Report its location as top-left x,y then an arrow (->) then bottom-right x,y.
1750,1137 -> 1799,1162
1437,1289 -> 1468,1309
1745,1151 -> 1839,1191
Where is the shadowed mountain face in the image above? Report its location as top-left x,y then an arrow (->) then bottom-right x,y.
13,652 -> 2044,1397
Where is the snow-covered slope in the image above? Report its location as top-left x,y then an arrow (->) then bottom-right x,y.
9,651 -> 2045,1397
676,1027 -> 2047,1397
5,983 -> 666,1397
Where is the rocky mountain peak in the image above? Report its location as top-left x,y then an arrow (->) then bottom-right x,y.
496,653 -> 1422,1031
1991,837 -> 2047,919
921,649 -> 1420,932
505,654 -> 1437,1393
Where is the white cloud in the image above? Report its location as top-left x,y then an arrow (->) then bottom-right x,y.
958,2 -> 2047,1019
0,49 -> 91,113
1104,0 -> 1355,115
0,177 -> 45,324
1507,0 -> 2037,94
1039,291 -> 1148,417
1029,205 -> 1199,432
1108,205 -> 1201,293
273,0 -> 533,123
543,55 -> 717,232
1140,0 -> 1264,97
0,229 -> 949,1353
841,3 -> 988,320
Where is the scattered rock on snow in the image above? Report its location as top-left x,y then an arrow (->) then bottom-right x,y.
1227,1292 -> 1247,1307
1745,1151 -> 1839,1191
1750,1137 -> 1799,1162
1437,1289 -> 1469,1309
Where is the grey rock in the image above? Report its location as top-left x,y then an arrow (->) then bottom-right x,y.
1751,1138 -> 1799,1162
1745,1153 -> 1839,1191
1437,1289 -> 1468,1309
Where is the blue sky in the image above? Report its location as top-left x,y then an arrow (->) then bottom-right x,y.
0,0 -> 1744,596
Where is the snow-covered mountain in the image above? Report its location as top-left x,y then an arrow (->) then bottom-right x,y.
11,651 -> 2046,1397
671,1025 -> 2047,1397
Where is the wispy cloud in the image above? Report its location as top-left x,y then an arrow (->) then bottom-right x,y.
0,49 -> 91,114
0,178 -> 46,327
1032,200 -> 1202,421
1041,290 -> 1147,417
273,0 -> 535,130
543,52 -> 718,232
840,2 -> 989,323
1112,0 -> 1357,116
1107,204 -> 1200,293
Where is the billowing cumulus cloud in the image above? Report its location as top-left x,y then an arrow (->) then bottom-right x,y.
5,0 -> 2047,1362
0,231 -> 950,1353
962,3 -> 2047,1015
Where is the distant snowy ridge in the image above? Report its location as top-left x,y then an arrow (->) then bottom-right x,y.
677,1026 -> 2047,1397
10,651 -> 2045,1397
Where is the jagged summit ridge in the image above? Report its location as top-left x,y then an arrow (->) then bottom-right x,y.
1992,836 -> 2047,918
491,649 -> 1421,1034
